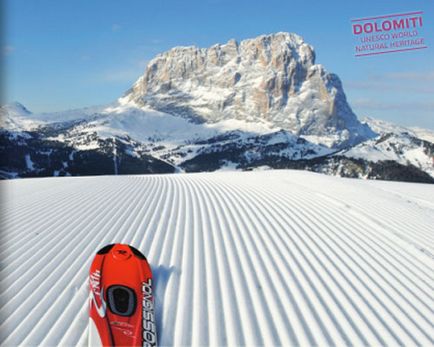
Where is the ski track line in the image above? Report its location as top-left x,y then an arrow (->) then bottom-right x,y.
277,184 -> 434,307
0,181 -> 68,229
239,186 -> 369,346
39,176 -> 161,346
246,175 -> 397,345
0,178 -> 105,257
198,178 -> 262,346
0,176 -> 91,210
289,181 -> 434,281
216,179 -> 378,346
219,180 -> 354,346
272,196 -> 428,342
297,188 -> 434,293
209,178 -> 307,346
313,201 -> 434,326
355,201 -> 434,246
253,184 -> 394,346
0,177 -> 132,288
308,195 -> 434,321
0,178 -> 121,311
306,181 -> 433,248
127,176 -> 163,249
0,178 -> 126,282
224,178 -> 330,346
0,177 -> 145,345
1,171 -> 433,347
0,177 -> 120,260
192,177 -> 213,346
246,180 -> 433,345
293,174 -> 433,241
217,178 -> 430,346
19,176 -> 162,346
201,177 -> 307,346
374,185 -> 434,212
139,176 -> 171,259
314,185 -> 433,246
195,177 -> 247,347
360,185 -> 434,236
0,177 -> 85,215
141,177 -> 178,346
210,178 -> 275,345
152,176 -> 185,347
0,177 -> 106,242
193,177 -> 236,347
171,176 -> 195,346
197,178 -> 276,344
264,181 -> 434,302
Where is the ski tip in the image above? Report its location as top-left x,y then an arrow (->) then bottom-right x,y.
95,243 -> 147,261
96,244 -> 115,255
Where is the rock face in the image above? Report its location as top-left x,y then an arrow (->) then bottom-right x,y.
122,32 -> 374,147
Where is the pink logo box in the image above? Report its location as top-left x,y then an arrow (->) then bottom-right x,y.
351,11 -> 427,57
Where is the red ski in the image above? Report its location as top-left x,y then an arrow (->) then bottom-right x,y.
89,244 -> 157,347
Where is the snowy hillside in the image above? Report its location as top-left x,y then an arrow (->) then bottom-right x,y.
363,117 -> 434,143
2,101 -> 434,182
341,132 -> 434,178
0,170 -> 433,346
0,102 -> 42,133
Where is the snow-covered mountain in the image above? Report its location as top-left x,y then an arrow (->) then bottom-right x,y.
121,32 -> 374,148
1,170 -> 433,346
0,102 -> 41,133
1,33 -> 433,182
363,116 -> 434,143
342,118 -> 434,178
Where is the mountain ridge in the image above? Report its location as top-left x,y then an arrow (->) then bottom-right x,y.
1,32 -> 433,182
1,100 -> 433,183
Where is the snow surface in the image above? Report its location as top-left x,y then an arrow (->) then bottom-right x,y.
5,101 -> 278,153
410,127 -> 434,144
0,170 -> 433,346
100,104 -> 275,144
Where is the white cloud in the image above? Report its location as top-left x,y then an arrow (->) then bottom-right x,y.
346,72 -> 434,94
384,71 -> 434,82
352,98 -> 434,112
100,60 -> 148,83
112,24 -> 122,32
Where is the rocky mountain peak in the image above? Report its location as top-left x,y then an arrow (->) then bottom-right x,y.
120,32 -> 375,147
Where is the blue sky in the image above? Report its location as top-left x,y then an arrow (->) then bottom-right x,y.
3,0 -> 434,129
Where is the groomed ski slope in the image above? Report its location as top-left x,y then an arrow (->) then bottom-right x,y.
0,170 -> 433,346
